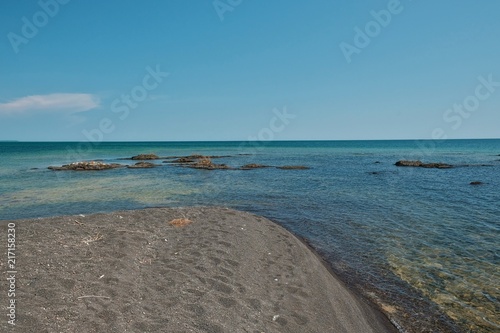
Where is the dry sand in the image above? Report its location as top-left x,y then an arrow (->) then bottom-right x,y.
0,207 -> 397,333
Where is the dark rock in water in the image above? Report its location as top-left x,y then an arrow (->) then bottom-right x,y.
187,157 -> 232,170
183,154 -> 229,159
395,160 -> 453,169
395,160 -> 423,167
48,161 -> 124,171
470,181 -> 484,185
240,164 -> 271,170
167,157 -> 197,164
420,163 -> 453,169
127,162 -> 157,169
131,154 -> 160,160
374,161 -> 381,164
277,166 -> 310,170
164,155 -> 230,164
209,155 -> 232,158
162,154 -> 202,160
456,163 -> 494,168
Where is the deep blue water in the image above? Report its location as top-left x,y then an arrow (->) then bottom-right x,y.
1,140 -> 499,333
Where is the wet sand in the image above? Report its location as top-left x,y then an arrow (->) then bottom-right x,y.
0,207 -> 397,332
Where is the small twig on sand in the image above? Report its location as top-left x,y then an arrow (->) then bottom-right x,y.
77,295 -> 110,300
82,232 -> 104,245
116,229 -> 148,234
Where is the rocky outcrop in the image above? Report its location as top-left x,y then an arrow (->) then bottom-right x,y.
395,160 -> 453,169
127,162 -> 157,169
131,154 -> 160,160
168,157 -> 197,164
277,166 -> 311,170
48,161 -> 124,171
187,157 -> 232,170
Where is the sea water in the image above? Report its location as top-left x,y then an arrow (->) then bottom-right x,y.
0,140 -> 498,333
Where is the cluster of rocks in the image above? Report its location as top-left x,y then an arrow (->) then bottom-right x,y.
124,154 -> 232,161
187,157 -> 231,170
48,160 -> 160,171
167,156 -> 310,171
48,154 -> 311,172
45,154 -> 490,186
394,160 -> 453,169
48,161 -> 124,171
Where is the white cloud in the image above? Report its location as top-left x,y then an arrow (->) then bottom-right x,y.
0,93 -> 100,114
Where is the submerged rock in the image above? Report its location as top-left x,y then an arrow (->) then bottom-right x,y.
127,162 -> 157,169
395,160 -> 423,167
48,161 -> 124,171
395,160 -> 453,169
240,164 -> 271,170
420,163 -> 453,169
277,166 -> 310,170
131,154 -> 160,160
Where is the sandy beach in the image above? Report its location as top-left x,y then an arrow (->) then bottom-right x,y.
0,207 -> 397,333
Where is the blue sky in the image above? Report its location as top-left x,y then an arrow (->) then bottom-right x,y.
0,0 -> 499,141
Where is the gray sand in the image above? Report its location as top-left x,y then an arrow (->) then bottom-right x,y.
0,207 -> 397,332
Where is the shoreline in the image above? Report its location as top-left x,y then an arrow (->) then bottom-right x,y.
0,206 -> 397,332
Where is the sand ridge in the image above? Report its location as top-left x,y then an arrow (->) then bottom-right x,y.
0,207 -> 397,332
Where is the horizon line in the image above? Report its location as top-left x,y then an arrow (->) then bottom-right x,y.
2,138 -> 499,143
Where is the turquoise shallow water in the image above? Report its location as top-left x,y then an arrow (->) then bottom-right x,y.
1,140 -> 499,332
